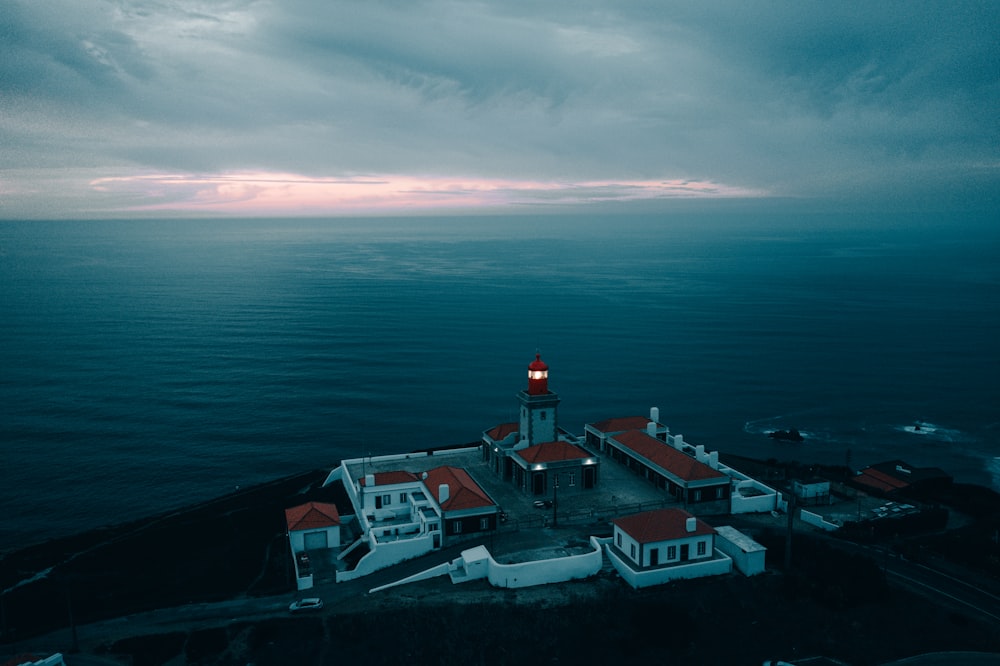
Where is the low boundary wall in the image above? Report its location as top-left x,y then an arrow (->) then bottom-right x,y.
604,543 -> 732,589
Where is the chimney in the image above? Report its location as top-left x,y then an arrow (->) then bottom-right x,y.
674,434 -> 684,449
650,406 -> 660,423
686,517 -> 697,533
365,473 -> 375,487
646,421 -> 657,436
708,451 -> 719,469
438,483 -> 450,504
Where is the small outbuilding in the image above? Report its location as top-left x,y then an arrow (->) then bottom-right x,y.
713,526 -> 767,576
285,501 -> 342,552
792,477 -> 831,505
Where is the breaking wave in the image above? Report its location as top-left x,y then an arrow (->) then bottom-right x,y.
895,421 -> 966,442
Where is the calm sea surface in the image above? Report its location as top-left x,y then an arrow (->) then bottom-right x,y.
1,213 -> 998,551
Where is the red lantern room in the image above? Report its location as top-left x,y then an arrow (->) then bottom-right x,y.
527,353 -> 549,395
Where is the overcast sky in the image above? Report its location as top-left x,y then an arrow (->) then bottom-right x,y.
1,1 -> 997,218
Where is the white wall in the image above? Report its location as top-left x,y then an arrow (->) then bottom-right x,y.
613,526 -> 714,568
713,527 -> 766,576
605,545 -> 733,589
794,480 -> 830,499
336,532 -> 437,582
485,537 -> 604,589
361,481 -> 425,514
799,509 -> 840,532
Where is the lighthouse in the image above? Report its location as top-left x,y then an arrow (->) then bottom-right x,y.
517,353 -> 560,448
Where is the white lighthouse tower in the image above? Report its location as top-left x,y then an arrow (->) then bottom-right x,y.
516,353 -> 560,448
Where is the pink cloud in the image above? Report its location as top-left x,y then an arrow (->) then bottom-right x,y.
89,172 -> 767,215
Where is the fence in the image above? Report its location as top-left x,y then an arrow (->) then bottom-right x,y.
495,497 -> 679,534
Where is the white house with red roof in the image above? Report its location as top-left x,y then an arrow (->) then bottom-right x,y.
285,501 -> 341,552
323,452 -> 499,582
607,508 -> 733,589
284,501 -> 341,590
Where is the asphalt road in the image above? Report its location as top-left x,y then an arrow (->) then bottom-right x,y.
10,521 -> 1000,660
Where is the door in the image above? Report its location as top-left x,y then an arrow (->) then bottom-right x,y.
650,548 -> 659,566
680,544 -> 689,561
584,466 -> 595,489
533,472 -> 546,495
304,531 -> 328,550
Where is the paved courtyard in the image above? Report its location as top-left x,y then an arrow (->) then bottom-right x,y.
344,443 -> 698,535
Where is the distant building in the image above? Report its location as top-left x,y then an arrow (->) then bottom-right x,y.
851,459 -> 952,497
792,477 -> 831,505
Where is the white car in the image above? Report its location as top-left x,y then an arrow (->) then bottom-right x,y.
289,598 -> 324,613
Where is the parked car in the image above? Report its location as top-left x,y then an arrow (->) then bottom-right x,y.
533,500 -> 553,509
289,598 -> 324,613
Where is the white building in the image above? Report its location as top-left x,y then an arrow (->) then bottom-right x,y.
606,508 -> 733,589
613,508 -> 716,568
714,525 -> 767,576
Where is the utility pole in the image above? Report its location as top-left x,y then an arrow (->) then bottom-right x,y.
552,474 -> 559,527
785,491 -> 796,571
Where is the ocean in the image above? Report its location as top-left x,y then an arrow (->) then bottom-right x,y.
1,212 -> 998,552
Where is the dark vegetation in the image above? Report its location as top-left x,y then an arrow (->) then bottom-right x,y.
1,469 -> 344,642
3,457 -> 1000,664
91,565 -> 1000,666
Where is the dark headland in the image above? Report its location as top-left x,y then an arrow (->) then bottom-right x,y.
2,455 -> 999,666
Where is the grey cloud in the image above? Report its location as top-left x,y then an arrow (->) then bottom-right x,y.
0,0 -> 997,216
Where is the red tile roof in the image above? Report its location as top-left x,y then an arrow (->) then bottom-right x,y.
515,441 -> 591,464
614,508 -> 714,544
611,430 -> 726,482
862,468 -> 910,490
359,470 -> 420,486
853,467 -> 910,494
424,466 -> 495,511
485,422 -> 519,441
589,416 -> 655,434
285,501 -> 341,531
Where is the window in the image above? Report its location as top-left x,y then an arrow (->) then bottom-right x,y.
453,520 -> 462,534
480,517 -> 489,530
568,472 -> 576,487
540,411 -> 546,420
616,533 -> 622,547
716,486 -> 725,499
630,544 -> 636,559
697,541 -> 707,556
692,489 -> 701,502
382,494 -> 391,506
400,492 -> 407,503
667,545 -> 676,560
